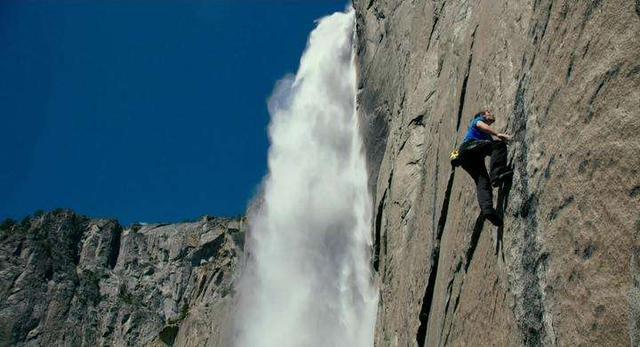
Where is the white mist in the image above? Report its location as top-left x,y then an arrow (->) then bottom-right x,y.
235,9 -> 378,347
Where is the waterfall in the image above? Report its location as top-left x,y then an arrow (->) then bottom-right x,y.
235,9 -> 378,347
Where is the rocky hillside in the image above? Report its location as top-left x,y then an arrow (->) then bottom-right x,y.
354,0 -> 639,346
0,210 -> 244,347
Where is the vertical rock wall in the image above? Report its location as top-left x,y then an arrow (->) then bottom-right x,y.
354,0 -> 640,346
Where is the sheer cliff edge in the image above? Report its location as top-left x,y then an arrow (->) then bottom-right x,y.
354,0 -> 639,346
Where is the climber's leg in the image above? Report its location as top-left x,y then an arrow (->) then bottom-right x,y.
490,141 -> 511,186
475,166 -> 496,216
461,158 -> 496,216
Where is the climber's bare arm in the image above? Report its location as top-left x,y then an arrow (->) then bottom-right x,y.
477,121 -> 512,141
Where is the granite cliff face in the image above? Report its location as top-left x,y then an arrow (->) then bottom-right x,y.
0,210 -> 244,347
354,0 -> 639,346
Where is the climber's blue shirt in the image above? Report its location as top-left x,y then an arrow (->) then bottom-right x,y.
463,116 -> 493,144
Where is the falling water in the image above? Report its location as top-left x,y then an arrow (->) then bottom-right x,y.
235,9 -> 378,347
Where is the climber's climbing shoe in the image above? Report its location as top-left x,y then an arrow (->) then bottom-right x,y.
485,212 -> 503,227
491,170 -> 513,187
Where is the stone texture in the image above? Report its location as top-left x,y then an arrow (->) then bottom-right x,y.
0,210 -> 244,347
354,0 -> 640,346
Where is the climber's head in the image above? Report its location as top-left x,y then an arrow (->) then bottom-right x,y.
479,110 -> 495,124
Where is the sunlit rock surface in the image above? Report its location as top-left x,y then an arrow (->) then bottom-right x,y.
0,210 -> 244,346
354,0 -> 639,346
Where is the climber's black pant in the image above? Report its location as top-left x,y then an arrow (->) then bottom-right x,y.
460,141 -> 508,215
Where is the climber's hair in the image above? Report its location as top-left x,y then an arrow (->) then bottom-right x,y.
475,110 -> 494,122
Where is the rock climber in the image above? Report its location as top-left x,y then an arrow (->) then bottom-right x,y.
451,110 -> 513,226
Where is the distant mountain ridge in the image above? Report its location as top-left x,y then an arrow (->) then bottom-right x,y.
0,209 -> 244,346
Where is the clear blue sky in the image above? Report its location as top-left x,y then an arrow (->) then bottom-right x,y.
1,1 -> 347,225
